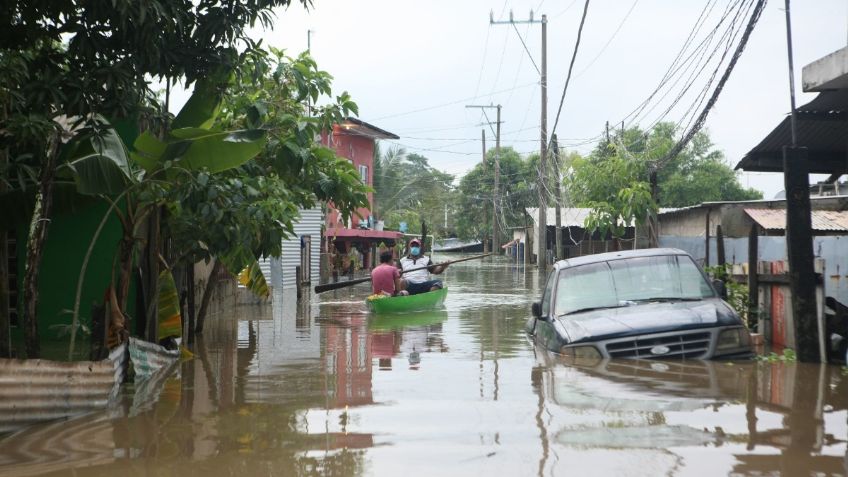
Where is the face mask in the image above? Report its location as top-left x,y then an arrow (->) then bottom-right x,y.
410,246 -> 421,256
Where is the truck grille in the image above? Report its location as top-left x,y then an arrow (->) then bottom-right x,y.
605,331 -> 712,359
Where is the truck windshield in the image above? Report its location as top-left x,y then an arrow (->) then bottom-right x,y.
555,255 -> 715,316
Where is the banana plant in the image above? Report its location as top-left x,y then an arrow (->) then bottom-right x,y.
65,77 -> 271,352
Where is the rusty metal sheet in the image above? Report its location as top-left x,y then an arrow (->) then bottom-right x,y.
0,342 -> 126,435
744,208 -> 848,232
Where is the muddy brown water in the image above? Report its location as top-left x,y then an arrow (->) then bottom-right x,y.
1,256 -> 847,476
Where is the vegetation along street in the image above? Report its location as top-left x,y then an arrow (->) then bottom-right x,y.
2,1 -> 848,475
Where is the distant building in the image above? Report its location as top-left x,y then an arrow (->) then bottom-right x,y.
527,207 -> 636,262
321,118 -> 402,273
256,119 -> 402,291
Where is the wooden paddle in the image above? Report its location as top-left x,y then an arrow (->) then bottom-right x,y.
313,253 -> 492,293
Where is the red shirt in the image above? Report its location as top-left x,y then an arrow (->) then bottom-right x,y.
371,263 -> 400,295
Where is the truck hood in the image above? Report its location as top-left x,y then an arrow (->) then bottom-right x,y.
555,299 -> 741,344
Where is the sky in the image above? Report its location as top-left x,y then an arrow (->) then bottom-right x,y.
176,0 -> 848,199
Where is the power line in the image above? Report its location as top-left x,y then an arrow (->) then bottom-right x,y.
622,0 -> 732,128
552,0 -> 579,19
574,0 -> 639,78
617,0 -> 720,127
658,0 -> 767,167
503,22 -> 533,110
472,25 -> 493,100
643,0 -> 750,132
512,22 -> 541,74
550,0 -> 591,140
365,82 -> 536,121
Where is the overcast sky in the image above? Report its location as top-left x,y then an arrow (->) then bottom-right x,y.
185,0 -> 847,199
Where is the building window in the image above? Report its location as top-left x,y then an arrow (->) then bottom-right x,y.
359,165 -> 368,185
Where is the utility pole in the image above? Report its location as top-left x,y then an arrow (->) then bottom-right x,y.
492,11 -> 547,268
467,104 -> 502,254
481,129 -> 489,253
495,104 -> 501,254
551,134 -> 562,261
540,15 -> 548,269
782,0 -> 820,362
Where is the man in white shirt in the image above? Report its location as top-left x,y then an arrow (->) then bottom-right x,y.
398,238 -> 448,295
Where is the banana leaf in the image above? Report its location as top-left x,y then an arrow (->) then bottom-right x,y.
238,260 -> 270,299
157,270 -> 182,339
171,78 -> 223,130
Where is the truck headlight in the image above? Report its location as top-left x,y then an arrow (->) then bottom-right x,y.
717,327 -> 752,351
560,345 -> 602,360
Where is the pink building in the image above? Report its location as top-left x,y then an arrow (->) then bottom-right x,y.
321,118 -> 402,270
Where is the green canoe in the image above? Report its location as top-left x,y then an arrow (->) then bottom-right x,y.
366,287 -> 448,314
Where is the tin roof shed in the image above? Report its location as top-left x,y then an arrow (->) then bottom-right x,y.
744,208 -> 848,233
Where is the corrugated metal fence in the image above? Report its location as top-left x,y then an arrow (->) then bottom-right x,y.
258,207 -> 323,290
0,343 -> 126,434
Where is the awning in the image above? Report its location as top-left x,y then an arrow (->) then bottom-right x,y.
735,90 -> 848,174
327,228 -> 403,240
744,208 -> 848,232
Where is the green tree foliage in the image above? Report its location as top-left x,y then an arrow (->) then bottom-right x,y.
373,146 -> 454,237
454,147 -> 537,241
0,1 -> 368,356
565,122 -> 762,237
165,50 -> 368,273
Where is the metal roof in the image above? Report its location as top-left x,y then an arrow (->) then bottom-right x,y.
735,90 -> 848,174
526,207 -> 597,228
527,207 -> 679,227
553,248 -> 693,270
337,117 -> 400,139
744,208 -> 848,232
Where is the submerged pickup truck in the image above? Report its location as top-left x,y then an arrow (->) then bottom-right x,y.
527,248 -> 753,360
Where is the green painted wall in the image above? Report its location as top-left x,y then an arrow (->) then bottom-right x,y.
15,201 -> 130,360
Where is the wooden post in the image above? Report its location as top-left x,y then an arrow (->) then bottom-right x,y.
0,231 -> 8,358
747,224 -> 759,329
783,146 -> 820,362
704,211 -> 711,267
552,135 -> 563,260
716,224 -> 726,268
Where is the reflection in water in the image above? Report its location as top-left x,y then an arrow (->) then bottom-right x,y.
536,356 -> 848,475
0,257 -> 846,476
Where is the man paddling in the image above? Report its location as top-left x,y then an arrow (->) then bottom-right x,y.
399,238 -> 448,295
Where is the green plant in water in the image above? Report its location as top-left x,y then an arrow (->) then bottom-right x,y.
756,348 -> 797,362
704,265 -> 760,330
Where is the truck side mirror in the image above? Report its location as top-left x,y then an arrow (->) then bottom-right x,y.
712,279 -> 728,300
532,302 -> 543,319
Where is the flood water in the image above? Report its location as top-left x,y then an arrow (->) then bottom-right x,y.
2,256 -> 848,476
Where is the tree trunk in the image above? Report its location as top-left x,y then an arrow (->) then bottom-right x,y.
186,263 -> 196,345
144,208 -> 161,342
22,133 -> 60,358
116,232 -> 134,312
0,104 -> 10,357
194,259 -> 221,334
0,230 -> 9,358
